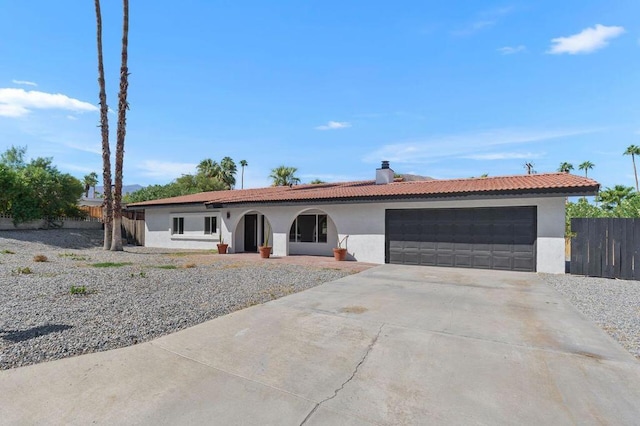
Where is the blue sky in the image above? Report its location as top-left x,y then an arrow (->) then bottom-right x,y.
1,1 -> 639,190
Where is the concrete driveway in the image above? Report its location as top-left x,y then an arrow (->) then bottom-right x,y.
2,265 -> 640,425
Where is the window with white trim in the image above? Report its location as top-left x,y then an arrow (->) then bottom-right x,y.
289,214 -> 327,243
172,217 -> 184,235
204,216 -> 217,235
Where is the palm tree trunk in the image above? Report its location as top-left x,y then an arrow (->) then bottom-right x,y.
241,166 -> 245,189
111,0 -> 129,251
633,154 -> 639,192
95,0 -> 112,250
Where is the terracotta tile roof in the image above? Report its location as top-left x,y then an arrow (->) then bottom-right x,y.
127,173 -> 599,208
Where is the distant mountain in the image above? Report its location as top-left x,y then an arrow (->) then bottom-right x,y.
399,174 -> 434,182
92,184 -> 144,197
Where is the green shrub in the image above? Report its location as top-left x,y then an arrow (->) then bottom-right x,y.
13,266 -> 32,275
70,285 -> 87,295
91,262 -> 132,268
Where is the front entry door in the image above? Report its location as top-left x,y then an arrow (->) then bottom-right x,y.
244,214 -> 258,252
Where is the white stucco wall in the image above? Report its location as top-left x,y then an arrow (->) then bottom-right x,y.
144,205 -> 226,250
142,195 -> 567,273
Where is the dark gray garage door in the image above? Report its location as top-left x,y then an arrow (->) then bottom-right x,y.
386,207 -> 537,272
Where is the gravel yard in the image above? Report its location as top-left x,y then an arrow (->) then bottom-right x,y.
541,273 -> 640,359
0,230 -> 350,370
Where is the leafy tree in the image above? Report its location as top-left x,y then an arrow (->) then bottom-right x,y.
0,164 -> 18,213
269,166 -> 300,186
623,145 -> 640,191
578,161 -> 594,177
124,157 -> 232,203
597,185 -> 635,212
557,162 -> 574,173
565,198 -> 609,236
310,179 -> 326,184
0,148 -> 84,223
239,160 -> 248,189
618,193 -> 640,218
0,146 -> 27,169
83,172 -> 99,198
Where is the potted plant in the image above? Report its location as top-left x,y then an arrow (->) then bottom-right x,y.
217,231 -> 228,254
333,235 -> 348,261
259,223 -> 272,258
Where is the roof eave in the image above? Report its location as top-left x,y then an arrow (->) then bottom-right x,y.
206,185 -> 600,208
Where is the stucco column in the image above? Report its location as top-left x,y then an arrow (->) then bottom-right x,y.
272,232 -> 288,257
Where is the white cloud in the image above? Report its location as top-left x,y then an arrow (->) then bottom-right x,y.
315,121 -> 352,131
66,115 -> 78,120
136,160 -> 197,178
364,127 -> 599,164
497,45 -> 526,55
0,104 -> 28,117
58,163 -> 96,174
62,141 -> 101,155
0,88 -> 98,118
12,79 -> 37,87
452,6 -> 514,36
548,24 -> 625,55
463,151 -> 544,160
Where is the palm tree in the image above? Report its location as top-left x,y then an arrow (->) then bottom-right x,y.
111,0 -> 129,251
197,158 -> 220,178
239,160 -> 248,189
269,166 -> 300,186
598,185 -> 635,211
557,162 -> 574,173
578,161 -> 594,178
623,145 -> 640,191
220,156 -> 237,189
83,172 -> 99,198
94,0 -> 113,250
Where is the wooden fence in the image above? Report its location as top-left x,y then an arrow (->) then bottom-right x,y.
79,205 -> 103,220
570,218 -> 640,280
122,210 -> 145,246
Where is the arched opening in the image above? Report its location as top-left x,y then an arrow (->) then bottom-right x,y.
233,210 -> 272,253
288,208 -> 337,257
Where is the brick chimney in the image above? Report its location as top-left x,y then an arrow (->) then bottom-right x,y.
375,160 -> 394,184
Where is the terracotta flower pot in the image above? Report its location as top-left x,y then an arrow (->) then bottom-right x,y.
259,246 -> 272,259
333,248 -> 347,261
217,243 -> 228,254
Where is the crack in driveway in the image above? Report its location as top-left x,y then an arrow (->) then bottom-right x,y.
300,323 -> 385,425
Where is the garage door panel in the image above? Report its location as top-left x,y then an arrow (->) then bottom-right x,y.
420,252 -> 437,265
492,256 -> 513,270
473,243 -> 492,252
386,207 -> 536,272
436,253 -> 454,267
473,255 -> 492,269
437,241 -> 454,250
513,257 -> 535,271
402,252 -> 420,265
454,254 -> 472,268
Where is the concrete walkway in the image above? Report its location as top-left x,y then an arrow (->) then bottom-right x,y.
2,265 -> 640,425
